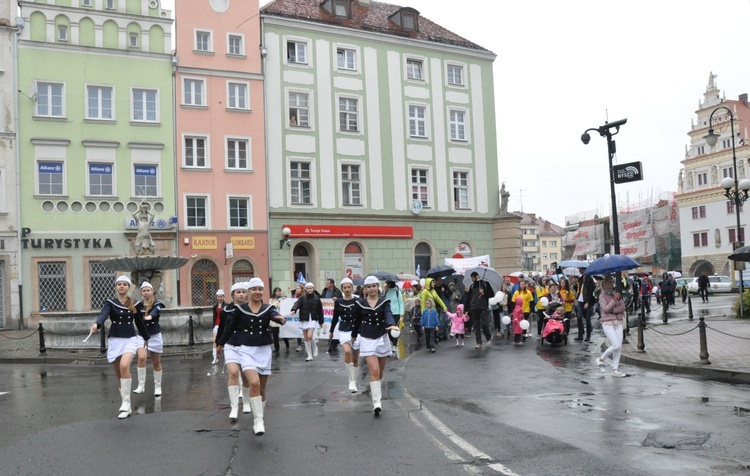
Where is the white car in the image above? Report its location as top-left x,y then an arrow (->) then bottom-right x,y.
687,276 -> 734,295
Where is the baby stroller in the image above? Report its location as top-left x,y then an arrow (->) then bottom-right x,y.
541,303 -> 568,346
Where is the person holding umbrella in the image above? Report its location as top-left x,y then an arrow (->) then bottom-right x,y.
464,271 -> 494,349
596,274 -> 627,377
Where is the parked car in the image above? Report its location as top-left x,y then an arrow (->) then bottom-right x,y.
687,275 -> 733,295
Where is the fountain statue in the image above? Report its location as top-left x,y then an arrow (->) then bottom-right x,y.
101,200 -> 188,305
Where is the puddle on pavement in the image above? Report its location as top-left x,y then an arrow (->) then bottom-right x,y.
734,406 -> 749,416
642,431 -> 710,450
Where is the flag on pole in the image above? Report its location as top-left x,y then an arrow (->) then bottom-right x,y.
297,272 -> 306,284
416,264 -> 421,277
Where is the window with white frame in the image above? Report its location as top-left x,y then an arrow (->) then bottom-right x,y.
692,232 -> 708,247
411,168 -> 429,207
227,34 -> 244,56
36,82 -> 65,118
38,261 -> 67,311
287,41 -> 307,64
447,64 -> 464,86
290,161 -> 312,205
696,146 -> 705,155
86,85 -> 114,120
289,92 -> 309,127
195,30 -> 212,52
82,0 -> 92,6
186,196 -> 207,227
105,0 -> 115,9
337,47 -> 356,71
228,197 -> 249,228
184,136 -> 207,168
134,165 -> 158,197
227,82 -> 248,110
722,167 -> 734,179
697,172 -> 708,186
183,78 -> 205,106
449,109 -> 466,141
333,0 -> 350,17
37,162 -> 64,195
551,253 -> 558,259
691,205 -> 706,219
406,59 -> 423,80
452,171 -> 470,210
722,139 -> 732,149
58,25 -> 68,41
132,88 -> 158,122
341,164 -> 361,206
88,163 -> 113,196
728,201 -> 744,214
409,105 -> 427,138
339,97 -> 358,132
129,32 -> 139,48
729,228 -> 746,244
226,138 -> 249,170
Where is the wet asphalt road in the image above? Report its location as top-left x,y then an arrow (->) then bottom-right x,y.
1,310 -> 749,475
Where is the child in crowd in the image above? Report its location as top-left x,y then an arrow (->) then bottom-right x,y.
421,299 -> 440,353
446,304 -> 469,347
410,299 -> 423,341
511,294 -> 526,345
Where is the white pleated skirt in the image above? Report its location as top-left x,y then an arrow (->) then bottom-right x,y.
300,320 -> 318,330
358,334 -> 392,357
223,344 -> 241,365
107,337 -> 138,363
239,345 -> 273,375
335,330 -> 360,350
136,333 -> 163,353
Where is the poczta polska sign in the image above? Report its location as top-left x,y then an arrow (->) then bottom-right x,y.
613,161 -> 644,184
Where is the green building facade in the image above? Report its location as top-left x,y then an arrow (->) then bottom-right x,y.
261,0 -> 499,293
18,0 -> 174,318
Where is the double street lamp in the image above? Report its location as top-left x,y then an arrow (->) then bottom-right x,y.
704,106 -> 750,314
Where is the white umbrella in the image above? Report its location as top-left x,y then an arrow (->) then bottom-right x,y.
562,267 -> 581,277
668,271 -> 682,278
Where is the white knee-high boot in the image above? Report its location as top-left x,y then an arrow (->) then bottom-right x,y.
345,363 -> 357,393
370,380 -> 382,415
228,385 -> 240,420
304,341 -> 313,361
249,396 -> 265,435
133,367 -> 146,394
153,370 -> 162,397
311,338 -> 318,357
241,386 -> 252,413
212,348 -> 218,364
118,379 -> 132,419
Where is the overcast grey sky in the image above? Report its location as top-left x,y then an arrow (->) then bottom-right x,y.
163,0 -> 750,226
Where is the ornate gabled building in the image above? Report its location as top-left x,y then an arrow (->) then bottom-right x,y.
678,73 -> 750,276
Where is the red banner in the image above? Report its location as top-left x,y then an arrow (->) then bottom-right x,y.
283,224 -> 413,238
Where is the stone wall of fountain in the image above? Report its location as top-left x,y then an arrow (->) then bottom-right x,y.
40,307 -> 214,349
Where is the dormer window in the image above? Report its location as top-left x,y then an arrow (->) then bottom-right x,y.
390,8 -> 419,32
321,0 -> 350,18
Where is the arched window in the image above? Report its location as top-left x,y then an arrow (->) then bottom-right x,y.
414,242 -> 431,277
344,242 -> 364,280
191,259 -> 219,306
293,244 -> 310,284
232,259 -> 254,283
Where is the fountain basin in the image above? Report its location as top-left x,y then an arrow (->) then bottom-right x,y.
100,256 -> 189,272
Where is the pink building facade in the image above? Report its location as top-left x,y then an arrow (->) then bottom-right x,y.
175,0 -> 268,305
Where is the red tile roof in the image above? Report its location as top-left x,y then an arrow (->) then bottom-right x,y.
261,0 -> 490,52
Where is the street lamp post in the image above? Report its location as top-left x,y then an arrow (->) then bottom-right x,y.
704,106 -> 750,317
580,119 -> 628,270
581,119 -> 628,336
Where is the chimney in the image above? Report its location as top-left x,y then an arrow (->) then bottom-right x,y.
740,93 -> 749,107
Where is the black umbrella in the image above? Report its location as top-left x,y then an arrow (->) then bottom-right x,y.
368,271 -> 399,282
426,265 -> 456,279
728,245 -> 750,261
441,274 -> 464,287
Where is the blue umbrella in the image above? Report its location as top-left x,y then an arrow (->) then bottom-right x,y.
584,254 -> 641,275
426,264 -> 456,279
559,259 -> 589,268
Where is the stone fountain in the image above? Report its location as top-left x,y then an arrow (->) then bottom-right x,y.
100,201 -> 188,305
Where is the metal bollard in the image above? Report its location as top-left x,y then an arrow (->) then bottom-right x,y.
38,323 -> 47,356
188,315 -> 195,346
100,325 -> 107,354
662,301 -> 668,324
698,317 -> 710,365
637,301 -> 645,353
688,296 -> 693,320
